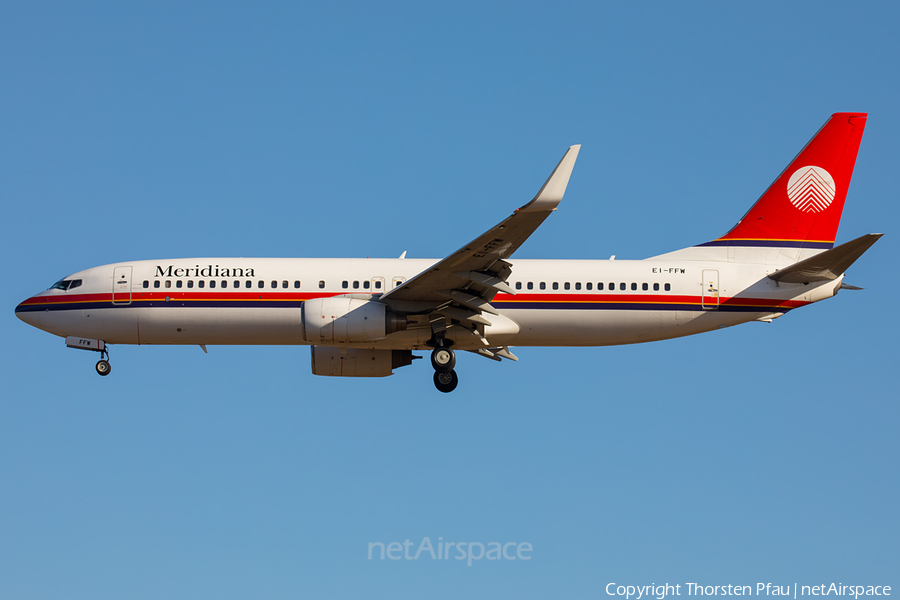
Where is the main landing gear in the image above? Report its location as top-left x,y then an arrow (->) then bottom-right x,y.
433,370 -> 458,393
430,337 -> 458,393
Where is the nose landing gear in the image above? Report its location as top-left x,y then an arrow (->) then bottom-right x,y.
95,356 -> 111,376
95,348 -> 111,376
65,337 -> 112,377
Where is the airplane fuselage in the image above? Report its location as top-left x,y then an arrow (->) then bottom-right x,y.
16,256 -> 837,349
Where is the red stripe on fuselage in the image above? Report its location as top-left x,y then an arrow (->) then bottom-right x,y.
23,291 -> 808,311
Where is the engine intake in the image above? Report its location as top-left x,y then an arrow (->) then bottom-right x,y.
301,297 -> 407,345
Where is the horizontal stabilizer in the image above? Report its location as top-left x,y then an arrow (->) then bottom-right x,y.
768,233 -> 882,284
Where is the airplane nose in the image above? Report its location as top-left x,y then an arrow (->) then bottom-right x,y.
15,298 -> 43,328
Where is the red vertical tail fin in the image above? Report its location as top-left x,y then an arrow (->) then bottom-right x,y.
705,112 -> 867,250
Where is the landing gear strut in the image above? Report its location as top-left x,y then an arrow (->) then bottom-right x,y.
429,335 -> 458,393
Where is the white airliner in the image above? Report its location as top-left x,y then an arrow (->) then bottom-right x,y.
16,113 -> 881,392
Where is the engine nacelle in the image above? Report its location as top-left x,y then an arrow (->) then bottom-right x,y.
310,346 -> 414,377
301,298 -> 407,345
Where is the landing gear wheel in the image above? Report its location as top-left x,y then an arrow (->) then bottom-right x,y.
433,369 -> 458,393
96,360 -> 111,376
431,347 -> 456,372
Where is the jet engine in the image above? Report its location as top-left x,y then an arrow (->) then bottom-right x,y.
310,346 -> 414,377
301,298 -> 407,345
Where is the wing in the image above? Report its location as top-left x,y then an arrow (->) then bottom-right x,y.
380,145 -> 580,315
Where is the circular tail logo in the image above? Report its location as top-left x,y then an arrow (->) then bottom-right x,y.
786,166 -> 836,213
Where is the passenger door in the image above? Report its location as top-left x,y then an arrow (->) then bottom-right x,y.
701,269 -> 719,309
112,266 -> 133,305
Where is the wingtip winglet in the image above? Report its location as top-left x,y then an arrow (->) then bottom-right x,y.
520,145 -> 581,212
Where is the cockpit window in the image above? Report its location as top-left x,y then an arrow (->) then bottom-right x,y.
49,279 -> 81,291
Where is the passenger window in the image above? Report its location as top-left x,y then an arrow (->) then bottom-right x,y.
665,283 -> 671,291
540,282 -> 546,290
143,281 -> 149,289
188,280 -> 194,288
363,281 -> 370,289
246,281 -> 252,289
294,281 -> 301,289
653,283 -> 659,291
234,280 -> 240,289
527,282 -> 533,290
353,281 -> 359,289
552,282 -> 559,290
258,280 -> 264,289
620,283 -> 626,291
342,281 -> 349,289
586,283 -> 592,290
564,282 -> 570,290
642,283 -> 648,291
575,282 -> 581,290
598,283 -> 604,290
176,280 -> 183,289
271,280 -> 277,289
374,281 -> 381,289
154,281 -> 161,289
198,280 -> 205,288
515,282 -> 522,290
631,283 -> 637,291
319,280 -> 325,289
210,280 -> 216,289
609,282 -> 615,290
282,280 -> 288,289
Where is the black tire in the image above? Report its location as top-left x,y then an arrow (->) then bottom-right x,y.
96,360 -> 111,376
433,369 -> 458,393
431,347 -> 456,372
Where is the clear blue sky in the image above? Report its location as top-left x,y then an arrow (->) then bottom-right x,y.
2,2 -> 898,599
